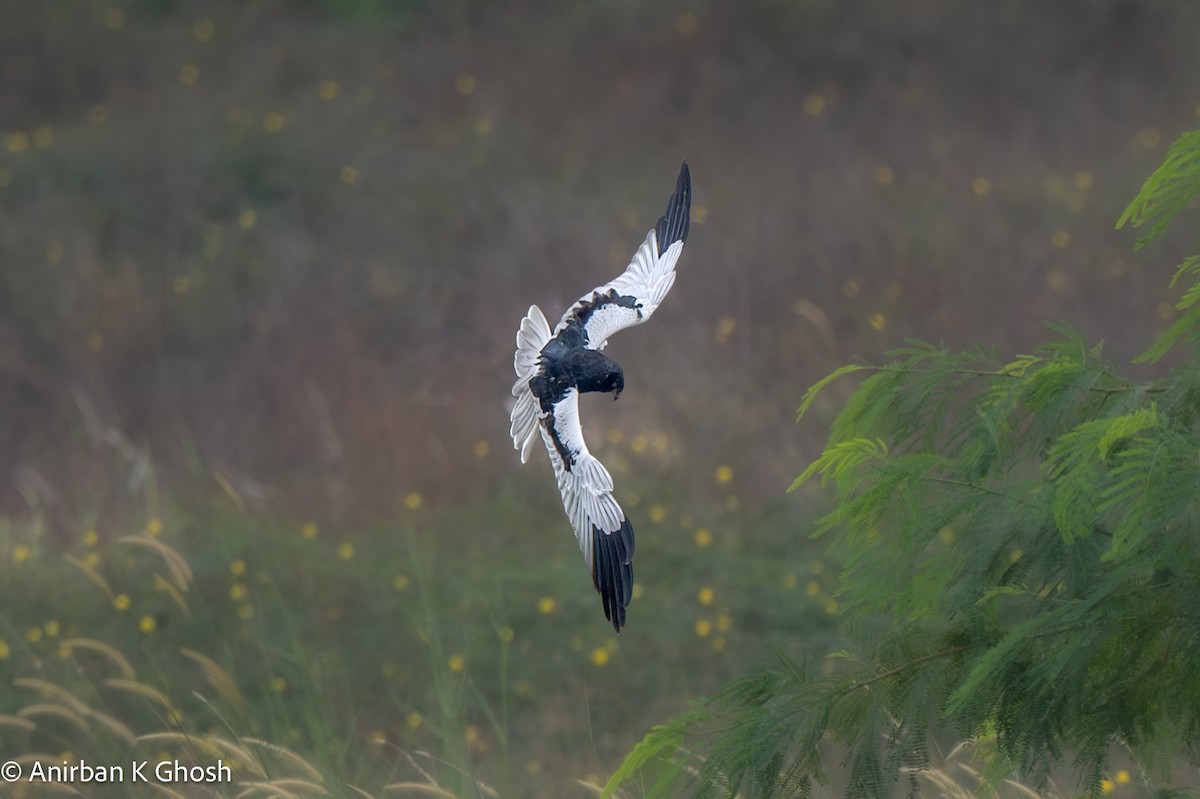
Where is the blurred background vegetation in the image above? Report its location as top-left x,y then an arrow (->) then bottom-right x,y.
1,0 -> 1199,796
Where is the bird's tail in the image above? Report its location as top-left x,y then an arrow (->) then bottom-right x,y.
510,304 -> 551,463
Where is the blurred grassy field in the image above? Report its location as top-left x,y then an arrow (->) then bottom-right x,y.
0,444 -> 841,797
1,0 -> 1199,795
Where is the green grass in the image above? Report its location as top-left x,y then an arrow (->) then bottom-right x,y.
0,449 -> 841,797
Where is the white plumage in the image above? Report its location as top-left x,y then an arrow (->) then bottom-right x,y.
510,163 -> 692,631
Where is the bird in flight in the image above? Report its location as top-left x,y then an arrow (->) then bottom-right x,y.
510,162 -> 692,631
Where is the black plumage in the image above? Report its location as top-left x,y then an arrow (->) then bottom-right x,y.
510,162 -> 692,631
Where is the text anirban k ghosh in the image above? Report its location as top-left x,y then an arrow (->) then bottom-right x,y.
7,758 -> 232,784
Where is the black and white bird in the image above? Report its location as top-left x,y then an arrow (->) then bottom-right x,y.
510,163 -> 691,632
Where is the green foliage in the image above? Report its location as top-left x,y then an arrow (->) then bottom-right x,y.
1119,131 -> 1200,362
608,133 -> 1200,798
600,710 -> 709,798
1130,255 -> 1200,363
1118,130 -> 1200,249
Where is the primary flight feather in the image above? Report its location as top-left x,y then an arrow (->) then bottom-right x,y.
510,162 -> 692,631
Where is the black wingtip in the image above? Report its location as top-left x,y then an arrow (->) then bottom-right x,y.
592,520 -> 635,632
654,161 -> 691,252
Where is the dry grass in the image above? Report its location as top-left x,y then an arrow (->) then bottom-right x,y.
0,524 -> 503,798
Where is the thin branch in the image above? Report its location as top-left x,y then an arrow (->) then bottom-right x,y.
925,476 -> 1043,511
840,645 -> 972,697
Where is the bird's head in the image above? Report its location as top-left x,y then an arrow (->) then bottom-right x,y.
572,350 -> 625,400
591,358 -> 624,400
605,368 -> 624,401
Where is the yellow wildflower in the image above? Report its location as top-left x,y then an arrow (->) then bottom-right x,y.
317,80 -> 339,100
455,74 -> 477,95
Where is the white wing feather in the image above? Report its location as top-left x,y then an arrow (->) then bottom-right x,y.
539,389 -> 626,569
509,305 -> 551,463
553,233 -> 686,350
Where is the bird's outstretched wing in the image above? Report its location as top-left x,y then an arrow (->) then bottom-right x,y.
538,388 -> 634,631
553,162 -> 691,351
510,304 -> 552,463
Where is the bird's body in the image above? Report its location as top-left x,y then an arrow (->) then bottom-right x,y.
510,163 -> 692,631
